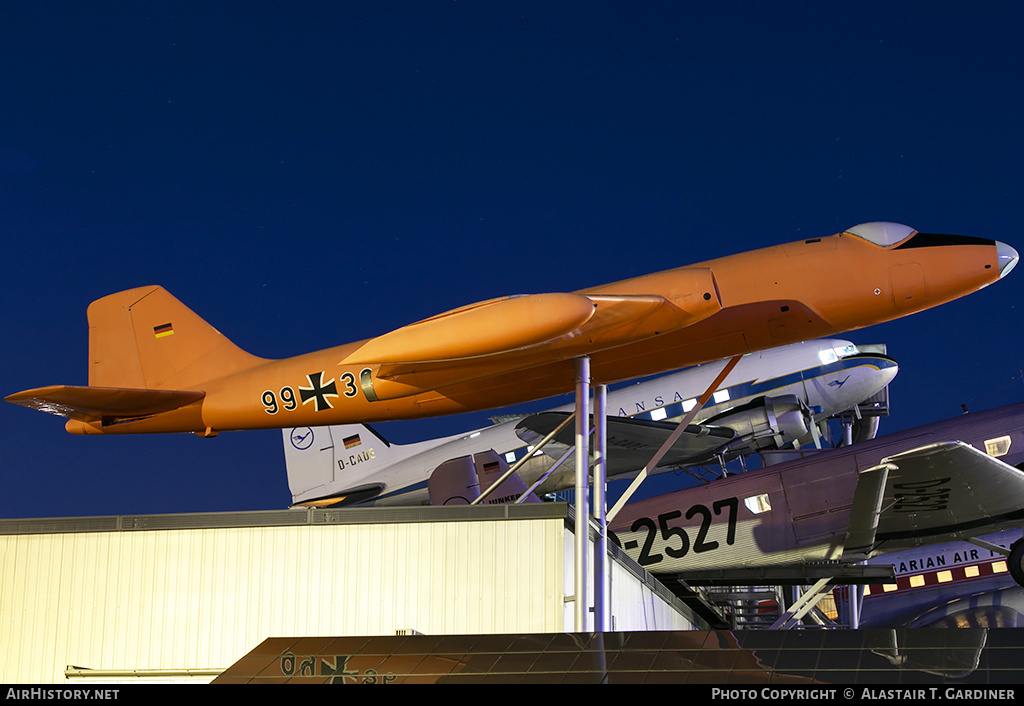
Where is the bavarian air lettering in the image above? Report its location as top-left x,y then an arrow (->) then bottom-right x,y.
614,497 -> 739,567
262,369 -> 369,415
888,536 -> 1016,576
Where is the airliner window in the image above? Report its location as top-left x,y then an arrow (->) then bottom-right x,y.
744,493 -> 771,514
844,222 -> 916,247
984,435 -> 1011,457
818,344 -> 857,365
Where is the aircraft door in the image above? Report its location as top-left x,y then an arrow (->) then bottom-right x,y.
890,262 -> 927,309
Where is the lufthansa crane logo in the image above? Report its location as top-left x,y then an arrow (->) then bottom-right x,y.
290,427 -> 315,450
828,375 -> 851,390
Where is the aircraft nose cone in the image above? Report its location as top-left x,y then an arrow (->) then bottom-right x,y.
996,241 -> 1019,279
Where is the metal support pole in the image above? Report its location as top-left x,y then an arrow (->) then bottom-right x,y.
593,384 -> 609,632
608,354 -> 742,523
848,584 -> 861,630
769,578 -> 833,630
516,444 -> 578,503
574,356 -> 590,632
471,411 -> 576,505
968,537 -> 1011,557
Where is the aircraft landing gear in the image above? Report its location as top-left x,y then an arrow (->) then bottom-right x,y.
1009,539 -> 1024,588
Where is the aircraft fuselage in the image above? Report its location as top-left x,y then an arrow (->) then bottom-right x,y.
71,226 -> 1010,435
610,403 -> 1024,575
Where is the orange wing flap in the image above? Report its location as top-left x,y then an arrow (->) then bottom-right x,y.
5,385 -> 205,422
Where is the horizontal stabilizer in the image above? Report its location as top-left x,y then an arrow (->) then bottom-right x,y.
290,483 -> 386,509
4,385 -> 205,422
515,412 -> 736,475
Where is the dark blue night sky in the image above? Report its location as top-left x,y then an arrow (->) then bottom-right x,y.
2,2 -> 1023,518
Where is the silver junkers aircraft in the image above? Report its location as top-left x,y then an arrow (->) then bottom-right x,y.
284,338 -> 896,508
609,402 -> 1024,602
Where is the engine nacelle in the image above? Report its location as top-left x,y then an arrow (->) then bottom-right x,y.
705,395 -> 812,455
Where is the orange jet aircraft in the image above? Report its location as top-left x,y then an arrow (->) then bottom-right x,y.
6,222 -> 1018,437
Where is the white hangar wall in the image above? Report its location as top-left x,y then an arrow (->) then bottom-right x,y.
563,530 -> 699,634
0,505 -> 698,684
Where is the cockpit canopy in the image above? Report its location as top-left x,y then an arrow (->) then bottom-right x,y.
844,222 -> 916,247
842,221 -> 1016,279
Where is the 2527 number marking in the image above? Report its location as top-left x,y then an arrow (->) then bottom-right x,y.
614,497 -> 739,567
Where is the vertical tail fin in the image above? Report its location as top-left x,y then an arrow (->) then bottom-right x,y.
428,450 -> 540,505
87,286 -> 266,389
284,424 -> 412,507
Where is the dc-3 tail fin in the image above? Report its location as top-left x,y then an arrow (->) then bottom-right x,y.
285,424 -> 412,507
88,285 -> 266,389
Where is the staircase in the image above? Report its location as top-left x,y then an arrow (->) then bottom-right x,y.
704,585 -> 785,628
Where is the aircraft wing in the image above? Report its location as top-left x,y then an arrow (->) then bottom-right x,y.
845,441 -> 1024,558
515,411 -> 737,476
5,385 -> 205,422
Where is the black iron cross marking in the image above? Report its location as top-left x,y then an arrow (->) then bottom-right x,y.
299,371 -> 339,412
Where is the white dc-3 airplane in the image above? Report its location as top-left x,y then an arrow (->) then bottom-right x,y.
284,338 -> 897,508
